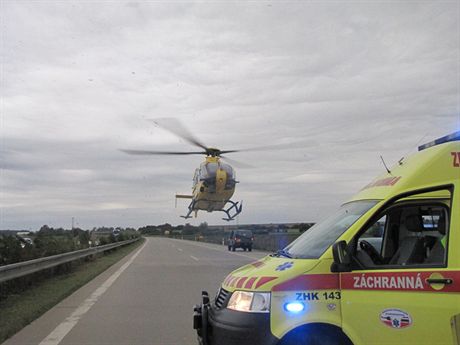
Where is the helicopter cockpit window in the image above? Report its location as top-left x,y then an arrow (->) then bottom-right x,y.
220,163 -> 234,180
198,162 -> 235,182
206,163 -> 218,177
199,164 -> 209,179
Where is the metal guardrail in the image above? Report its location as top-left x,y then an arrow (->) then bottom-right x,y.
0,238 -> 140,283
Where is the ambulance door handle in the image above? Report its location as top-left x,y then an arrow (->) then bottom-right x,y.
426,278 -> 453,285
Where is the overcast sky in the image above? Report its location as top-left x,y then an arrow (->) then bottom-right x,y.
1,1 -> 459,230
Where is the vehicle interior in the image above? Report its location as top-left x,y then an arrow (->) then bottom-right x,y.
353,194 -> 450,269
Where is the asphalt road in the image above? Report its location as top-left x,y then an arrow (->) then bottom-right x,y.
3,237 -> 267,345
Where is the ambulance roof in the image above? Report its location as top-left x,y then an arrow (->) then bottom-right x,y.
349,131 -> 460,202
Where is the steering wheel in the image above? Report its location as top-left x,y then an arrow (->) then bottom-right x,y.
359,240 -> 383,264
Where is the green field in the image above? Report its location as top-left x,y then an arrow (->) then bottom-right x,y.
0,238 -> 144,343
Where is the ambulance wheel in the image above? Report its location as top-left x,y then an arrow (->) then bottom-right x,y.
243,247 -> 247,251
280,324 -> 353,345
248,246 -> 252,252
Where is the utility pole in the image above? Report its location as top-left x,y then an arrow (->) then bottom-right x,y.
71,217 -> 75,230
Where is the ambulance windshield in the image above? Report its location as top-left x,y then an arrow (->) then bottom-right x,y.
285,200 -> 379,259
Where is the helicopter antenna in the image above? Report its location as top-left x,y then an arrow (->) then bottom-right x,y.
380,155 -> 391,175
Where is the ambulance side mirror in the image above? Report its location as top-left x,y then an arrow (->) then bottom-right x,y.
331,240 -> 352,272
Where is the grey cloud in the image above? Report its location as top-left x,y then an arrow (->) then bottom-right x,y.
1,1 -> 459,229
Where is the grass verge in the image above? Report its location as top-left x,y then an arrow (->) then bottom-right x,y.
0,238 -> 145,343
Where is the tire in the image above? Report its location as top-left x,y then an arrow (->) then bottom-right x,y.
279,324 -> 353,345
243,247 -> 247,251
248,246 -> 252,252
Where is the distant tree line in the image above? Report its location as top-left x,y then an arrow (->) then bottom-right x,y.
0,225 -> 140,267
138,222 -> 211,236
0,221 -> 313,266
138,222 -> 314,236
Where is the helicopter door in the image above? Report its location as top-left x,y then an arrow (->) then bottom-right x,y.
193,169 -> 199,187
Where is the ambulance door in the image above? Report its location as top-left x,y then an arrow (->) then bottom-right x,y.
340,189 -> 460,345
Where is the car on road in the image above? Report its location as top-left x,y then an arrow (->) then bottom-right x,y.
194,131 -> 460,345
227,230 -> 253,252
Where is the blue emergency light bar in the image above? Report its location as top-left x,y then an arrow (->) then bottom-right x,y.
418,131 -> 460,151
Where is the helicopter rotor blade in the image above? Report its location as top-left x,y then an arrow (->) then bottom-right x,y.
224,139 -> 314,154
149,117 -> 208,151
219,149 -> 240,155
120,149 -> 206,156
220,155 -> 255,169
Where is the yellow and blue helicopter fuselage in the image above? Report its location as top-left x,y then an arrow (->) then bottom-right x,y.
176,156 -> 243,221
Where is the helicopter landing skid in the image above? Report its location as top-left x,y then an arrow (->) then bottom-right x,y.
180,199 -> 243,221
221,200 -> 243,222
180,199 -> 196,219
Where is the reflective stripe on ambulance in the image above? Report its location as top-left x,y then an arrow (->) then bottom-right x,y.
270,272 -> 460,293
341,271 -> 460,292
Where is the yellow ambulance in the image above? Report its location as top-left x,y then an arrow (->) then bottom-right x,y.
193,131 -> 460,345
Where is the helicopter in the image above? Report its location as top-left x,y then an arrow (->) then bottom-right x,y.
122,118 -> 310,221
122,118 -> 248,221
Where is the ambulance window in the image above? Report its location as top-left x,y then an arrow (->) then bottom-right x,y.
422,214 -> 440,230
352,188 -> 451,269
285,200 -> 378,259
358,215 -> 386,256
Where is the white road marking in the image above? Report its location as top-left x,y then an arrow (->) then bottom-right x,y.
38,240 -> 147,345
177,248 -> 183,252
190,255 -> 199,261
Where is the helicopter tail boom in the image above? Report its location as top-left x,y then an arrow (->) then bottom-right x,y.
176,194 -> 193,199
